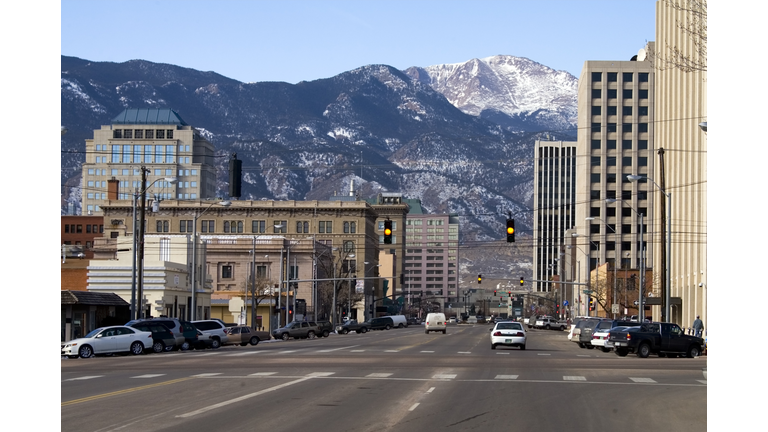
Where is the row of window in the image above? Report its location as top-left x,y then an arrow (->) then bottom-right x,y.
113,129 -> 175,139
591,123 -> 649,133
591,140 -> 648,150
155,219 -> 359,235
64,224 -> 104,234
591,72 -> 650,83
590,172 -> 649,184
591,106 -> 649,116
87,169 -> 198,177
590,156 -> 648,167
591,88 -> 648,99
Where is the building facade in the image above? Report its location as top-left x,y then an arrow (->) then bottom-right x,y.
81,108 -> 216,215
532,140 -> 577,298
575,54 -> 657,319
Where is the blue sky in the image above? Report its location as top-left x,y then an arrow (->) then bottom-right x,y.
61,0 -> 657,83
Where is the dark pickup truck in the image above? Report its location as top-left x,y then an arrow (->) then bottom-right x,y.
608,322 -> 705,358
335,320 -> 370,334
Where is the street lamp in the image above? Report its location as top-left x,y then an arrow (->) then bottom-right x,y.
627,174 -> 672,322
190,200 -> 231,321
132,171 -> 177,320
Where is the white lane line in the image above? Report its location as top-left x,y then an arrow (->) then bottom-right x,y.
131,374 -> 166,379
351,350 -> 365,352
697,380 -> 707,384
64,376 -> 103,381
426,387 -> 435,393
177,377 -> 312,418
421,351 -> 435,353
496,352 -> 510,355
409,403 -> 420,411
563,376 -> 586,381
249,372 -> 277,376
306,372 -> 335,377
366,373 -> 393,378
495,375 -> 519,380
224,351 -> 264,356
432,374 -> 456,380
193,373 -> 222,377
384,350 -> 399,352
537,353 -> 552,356
457,351 -> 471,354
317,346 -> 359,353
630,377 -> 657,383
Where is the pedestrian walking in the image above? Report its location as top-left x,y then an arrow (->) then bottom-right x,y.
693,315 -> 704,338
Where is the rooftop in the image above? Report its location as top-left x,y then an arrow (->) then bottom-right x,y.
111,108 -> 188,125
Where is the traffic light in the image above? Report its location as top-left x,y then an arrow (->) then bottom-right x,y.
494,290 -> 497,296
506,218 -> 515,242
228,153 -> 242,198
478,274 -> 482,284
520,277 -> 524,286
384,219 -> 393,244
556,304 -> 560,314
507,291 -> 511,296
589,298 -> 595,311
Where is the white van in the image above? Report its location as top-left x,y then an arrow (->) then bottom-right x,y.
425,313 -> 446,334
387,315 -> 408,328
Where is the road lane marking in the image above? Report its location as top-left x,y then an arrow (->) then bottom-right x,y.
384,350 -> 399,352
351,350 -> 365,352
176,377 -> 313,418
131,374 -> 166,379
409,403 -> 420,411
317,345 -> 359,353
432,374 -> 456,380
366,373 -> 393,378
537,353 -> 552,356
697,380 -> 707,384
193,373 -> 222,377
496,352 -> 510,355
564,376 -> 586,381
630,377 -> 657,383
495,375 -> 519,380
62,378 -> 191,407
457,351 -> 471,354
63,376 -> 103,381
426,387 -> 435,393
307,372 -> 335,377
224,351 -> 264,356
420,351 -> 435,353
249,372 -> 277,376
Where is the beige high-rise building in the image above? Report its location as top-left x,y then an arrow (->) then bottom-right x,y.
81,108 -> 216,215
652,0 -> 707,328
575,54 -> 657,318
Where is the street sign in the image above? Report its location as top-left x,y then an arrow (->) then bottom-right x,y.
583,290 -> 593,294
612,304 -> 620,313
563,300 -> 569,306
633,300 -> 639,306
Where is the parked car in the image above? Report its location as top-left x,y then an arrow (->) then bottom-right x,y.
490,321 -> 527,350
62,326 -> 153,358
191,319 -> 230,348
128,322 -> 176,353
194,330 -> 216,349
272,321 -> 320,340
366,317 -> 395,331
609,322 -> 705,358
226,325 -> 271,346
336,320 -> 370,334
591,320 -> 641,352
311,321 -> 333,337
448,317 -> 457,324
425,313 -> 447,334
125,318 -> 190,350
576,318 -> 604,349
386,315 -> 408,328
534,316 -> 568,331
406,317 -> 421,326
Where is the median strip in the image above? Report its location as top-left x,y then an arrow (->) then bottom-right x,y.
62,377 -> 191,407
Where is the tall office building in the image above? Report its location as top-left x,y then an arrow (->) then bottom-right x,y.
533,140 -> 577,296
81,108 -> 216,215
575,52 -> 656,316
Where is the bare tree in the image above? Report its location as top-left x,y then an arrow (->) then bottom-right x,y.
313,247 -> 358,325
649,0 -> 707,73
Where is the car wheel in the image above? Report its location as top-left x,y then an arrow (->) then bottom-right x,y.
545,325 -> 551,330
164,344 -> 174,352
323,330 -> 330,338
425,330 -> 429,334
520,344 -> 526,350
560,326 -> 566,331
181,341 -> 190,351
442,329 -> 446,334
577,343 -> 585,348
211,338 -> 221,349
282,333 -> 290,341
399,324 -> 405,328
130,342 -> 144,355
616,348 -> 629,357
491,344 -> 496,350
385,325 -> 392,330
250,337 -> 259,346
307,331 -> 316,339
637,343 -> 651,358
341,329 -> 349,335
586,344 -> 595,350
601,347 -> 611,353
152,341 -> 164,353
687,345 -> 701,358
78,345 -> 93,358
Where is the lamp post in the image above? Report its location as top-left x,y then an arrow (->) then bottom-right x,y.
628,174 -> 672,322
132,170 -> 177,320
190,200 -> 231,321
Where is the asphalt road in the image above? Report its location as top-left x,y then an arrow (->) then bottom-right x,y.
61,324 -> 707,432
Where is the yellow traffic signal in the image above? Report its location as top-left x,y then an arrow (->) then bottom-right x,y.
384,220 -> 393,244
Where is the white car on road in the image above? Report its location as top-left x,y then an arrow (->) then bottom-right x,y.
61,326 -> 153,358
490,321 -> 527,350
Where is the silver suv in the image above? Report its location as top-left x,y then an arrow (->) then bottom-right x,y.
191,320 -> 230,348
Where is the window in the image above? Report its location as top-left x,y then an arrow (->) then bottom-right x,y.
222,265 -> 233,279
591,106 -> 601,115
167,129 -> 174,139
180,220 -> 192,233
591,140 -> 601,150
623,106 -> 633,116
319,221 -> 332,234
607,106 -> 617,116
623,156 -> 633,167
134,129 -> 143,139
343,240 -> 354,253
590,208 -> 600,217
591,89 -> 601,98
591,173 -> 600,184
123,129 -> 132,139
224,221 -> 243,233
296,221 -> 309,233
201,220 -> 215,233
591,72 -> 602,82
639,73 -> 649,82
623,89 -> 633,99
607,72 -> 617,82
156,220 -> 169,233
638,106 -> 648,116
624,124 -> 633,133
622,72 -> 633,82
274,221 -> 287,234
343,221 -> 357,233
638,140 -> 648,150
113,129 -> 122,138
591,123 -> 601,132
145,129 -> 154,139
638,123 -> 648,133
590,190 -> 600,200
591,156 -> 601,167
252,220 -> 266,233
608,89 -> 617,99
160,238 -> 170,261
639,89 -> 648,99
156,130 -> 165,139
607,123 -> 617,133
622,140 -> 633,150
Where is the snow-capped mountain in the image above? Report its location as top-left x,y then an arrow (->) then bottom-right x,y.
405,55 -> 577,133
60,55 -> 577,247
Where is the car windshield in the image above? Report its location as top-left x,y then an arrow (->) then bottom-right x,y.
497,323 -> 523,330
85,328 -> 104,338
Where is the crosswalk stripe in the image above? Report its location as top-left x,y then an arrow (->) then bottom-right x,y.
64,376 -> 103,381
366,373 -> 393,378
630,377 -> 657,383
131,374 -> 166,379
433,374 -> 456,379
307,372 -> 335,377
563,376 -> 586,381
249,372 -> 277,376
495,375 -> 519,380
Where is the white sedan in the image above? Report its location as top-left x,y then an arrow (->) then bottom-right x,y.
490,321 -> 527,350
61,326 -> 153,358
